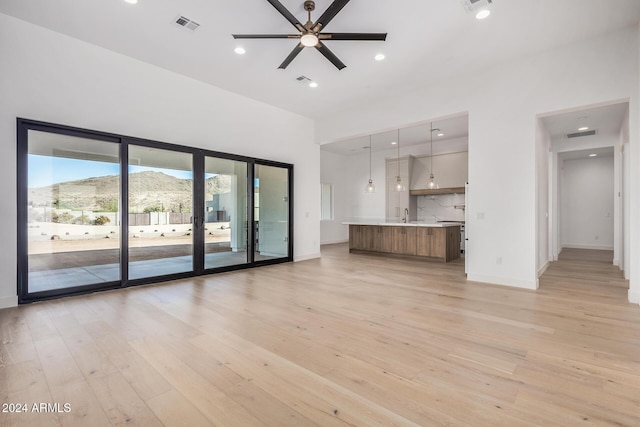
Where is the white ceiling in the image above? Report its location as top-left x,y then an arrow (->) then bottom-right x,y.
1,0 -> 639,120
321,114 -> 468,155
558,146 -> 614,161
540,102 -> 629,140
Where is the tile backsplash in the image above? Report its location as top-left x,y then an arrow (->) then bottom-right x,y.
417,194 -> 465,222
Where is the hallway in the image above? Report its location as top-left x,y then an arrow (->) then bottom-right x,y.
539,248 -> 629,303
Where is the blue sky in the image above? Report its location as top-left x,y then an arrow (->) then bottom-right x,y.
28,155 -> 194,188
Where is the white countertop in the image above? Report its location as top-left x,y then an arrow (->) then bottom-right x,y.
343,221 -> 462,228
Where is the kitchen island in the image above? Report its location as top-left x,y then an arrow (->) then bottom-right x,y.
344,222 -> 461,262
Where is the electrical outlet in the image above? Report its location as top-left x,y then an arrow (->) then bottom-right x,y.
496,256 -> 502,265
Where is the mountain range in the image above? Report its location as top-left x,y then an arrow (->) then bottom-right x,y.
28,171 -> 232,213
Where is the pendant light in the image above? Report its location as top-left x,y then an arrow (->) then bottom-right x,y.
428,122 -> 439,190
394,128 -> 405,192
365,135 -> 376,193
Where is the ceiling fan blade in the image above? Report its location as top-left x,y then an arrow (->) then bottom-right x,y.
266,0 -> 305,32
233,34 -> 300,39
313,0 -> 350,32
278,43 -> 305,69
315,42 -> 346,70
320,33 -> 387,41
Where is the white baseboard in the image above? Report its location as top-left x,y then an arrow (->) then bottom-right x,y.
0,295 -> 18,309
320,239 -> 349,245
294,252 -> 321,262
537,260 -> 550,278
561,244 -> 614,251
629,289 -> 640,304
466,274 -> 537,290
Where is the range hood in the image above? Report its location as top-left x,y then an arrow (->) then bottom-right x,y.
409,151 -> 468,195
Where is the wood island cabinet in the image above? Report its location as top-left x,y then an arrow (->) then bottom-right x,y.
349,225 -> 370,251
378,226 -> 394,253
349,225 -> 394,252
416,227 -> 442,257
349,224 -> 460,262
391,227 -> 417,256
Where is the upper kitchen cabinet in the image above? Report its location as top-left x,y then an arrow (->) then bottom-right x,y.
410,151 -> 468,195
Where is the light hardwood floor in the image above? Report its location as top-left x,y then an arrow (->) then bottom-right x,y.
1,244 -> 638,426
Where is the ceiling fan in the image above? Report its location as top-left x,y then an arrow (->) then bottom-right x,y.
232,0 -> 387,70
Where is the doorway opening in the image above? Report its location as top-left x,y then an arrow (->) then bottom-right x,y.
536,100 -> 629,296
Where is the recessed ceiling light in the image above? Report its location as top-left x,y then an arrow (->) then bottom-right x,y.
375,54 -> 385,61
475,9 -> 490,19
234,47 -> 246,55
124,0 -> 138,4
578,126 -> 589,131
437,133 -> 444,137
309,81 -> 318,88
589,153 -> 597,157
391,141 -> 397,145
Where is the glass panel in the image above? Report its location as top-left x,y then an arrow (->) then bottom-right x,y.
321,183 -> 332,220
128,145 -> 193,279
204,157 -> 248,269
27,131 -> 120,292
254,164 -> 289,261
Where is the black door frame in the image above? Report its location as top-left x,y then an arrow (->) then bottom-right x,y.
17,118 -> 294,304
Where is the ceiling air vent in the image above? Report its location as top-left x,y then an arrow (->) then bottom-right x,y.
460,0 -> 493,13
296,76 -> 312,85
174,16 -> 200,31
567,130 -> 597,139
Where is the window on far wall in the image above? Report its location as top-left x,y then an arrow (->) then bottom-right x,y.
320,183 -> 333,220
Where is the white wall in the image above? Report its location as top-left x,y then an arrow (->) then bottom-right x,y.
320,150 -> 348,244
631,21 -> 640,304
0,14 -> 320,308
614,113 -> 627,268
536,120 -> 551,278
560,156 -> 614,250
316,26 -> 639,291
344,147 -> 387,222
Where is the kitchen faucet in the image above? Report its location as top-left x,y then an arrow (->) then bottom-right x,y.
403,208 -> 409,223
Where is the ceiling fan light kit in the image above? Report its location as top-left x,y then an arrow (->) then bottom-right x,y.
300,33 -> 319,47
232,0 -> 387,70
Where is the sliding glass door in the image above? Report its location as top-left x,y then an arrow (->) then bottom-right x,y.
204,156 -> 249,269
254,163 -> 291,262
128,145 -> 194,280
18,119 -> 293,303
24,130 -> 121,293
